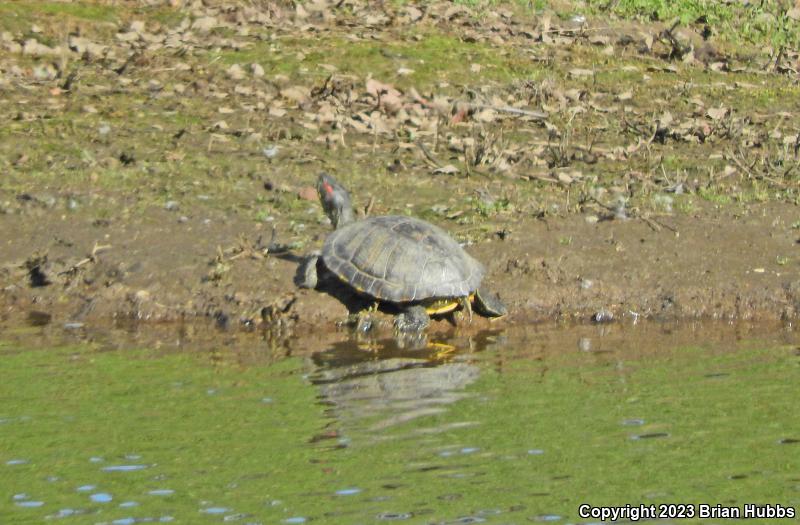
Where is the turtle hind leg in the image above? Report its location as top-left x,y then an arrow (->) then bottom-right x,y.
295,251 -> 321,289
460,296 -> 473,322
394,305 -> 430,333
473,286 -> 508,318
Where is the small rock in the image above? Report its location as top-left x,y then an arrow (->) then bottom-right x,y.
164,200 -> 179,211
297,186 -> 318,202
262,145 -> 279,159
251,63 -> 265,77
592,309 -> 614,323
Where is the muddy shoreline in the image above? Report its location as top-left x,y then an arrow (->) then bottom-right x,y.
2,200 -> 798,339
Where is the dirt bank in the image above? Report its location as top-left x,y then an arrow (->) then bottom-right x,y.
2,199 -> 798,337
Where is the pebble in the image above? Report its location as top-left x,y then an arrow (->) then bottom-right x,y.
592,309 -> 614,323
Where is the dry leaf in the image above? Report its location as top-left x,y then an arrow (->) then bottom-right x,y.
433,165 -> 459,175
280,86 -> 310,105
616,90 -> 633,101
706,107 -> 728,120
568,68 -> 594,78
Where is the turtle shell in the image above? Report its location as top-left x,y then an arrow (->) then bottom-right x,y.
321,215 -> 484,303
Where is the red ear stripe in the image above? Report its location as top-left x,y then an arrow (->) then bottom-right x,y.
323,182 -> 334,195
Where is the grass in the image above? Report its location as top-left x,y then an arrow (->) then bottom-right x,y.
214,31 -> 542,88
586,0 -> 800,50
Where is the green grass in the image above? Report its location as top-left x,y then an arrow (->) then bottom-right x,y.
214,32 -> 542,87
586,0 -> 800,50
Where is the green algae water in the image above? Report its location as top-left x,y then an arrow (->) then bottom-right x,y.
1,323 -> 798,524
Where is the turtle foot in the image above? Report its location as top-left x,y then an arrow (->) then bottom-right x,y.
474,286 -> 508,318
394,305 -> 430,333
295,251 -> 321,289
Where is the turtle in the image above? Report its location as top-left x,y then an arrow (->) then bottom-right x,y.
299,173 -> 506,332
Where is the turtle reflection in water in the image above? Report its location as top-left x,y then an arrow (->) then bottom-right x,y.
299,173 -> 506,332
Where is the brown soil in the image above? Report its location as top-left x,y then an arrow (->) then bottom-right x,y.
2,199 -> 798,339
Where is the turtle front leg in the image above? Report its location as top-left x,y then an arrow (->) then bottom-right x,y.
395,305 -> 430,333
296,251 -> 321,289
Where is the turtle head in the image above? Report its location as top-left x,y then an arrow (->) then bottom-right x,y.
317,173 -> 355,229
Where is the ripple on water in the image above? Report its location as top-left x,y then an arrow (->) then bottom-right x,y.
527,449 -> 545,455
532,515 -> 563,522
201,507 -> 230,514
102,464 -> 148,472
439,447 -> 480,457
76,485 -> 96,492
13,493 -> 29,500
622,418 -> 646,426
630,432 -> 670,440
148,489 -> 175,496
6,459 -> 28,465
113,518 -> 136,525
119,501 -> 139,508
447,517 -> 486,524
283,517 -> 307,524
90,492 -> 113,503
335,488 -> 361,496
15,501 -> 44,508
52,508 -> 78,518
377,512 -> 413,520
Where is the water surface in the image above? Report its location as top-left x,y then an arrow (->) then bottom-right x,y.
1,321 -> 798,523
